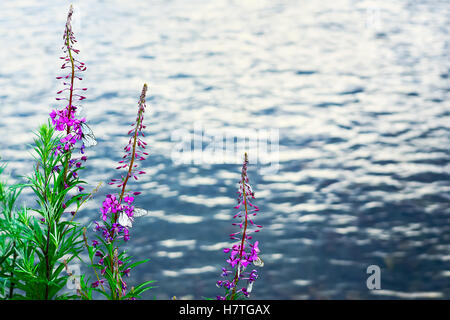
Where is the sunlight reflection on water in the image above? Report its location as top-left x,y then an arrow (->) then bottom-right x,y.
0,0 -> 449,299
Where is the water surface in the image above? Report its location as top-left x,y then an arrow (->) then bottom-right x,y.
0,0 -> 449,299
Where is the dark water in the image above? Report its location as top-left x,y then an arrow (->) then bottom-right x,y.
0,0 -> 449,299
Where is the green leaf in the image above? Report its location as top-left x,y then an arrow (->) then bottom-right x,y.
133,280 -> 156,295
124,258 -> 150,271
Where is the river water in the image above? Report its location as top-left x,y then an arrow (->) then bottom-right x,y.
0,0 -> 449,299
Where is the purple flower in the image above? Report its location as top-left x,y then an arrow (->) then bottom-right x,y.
249,241 -> 260,262
108,84 -> 148,190
50,5 -> 91,156
123,228 -> 130,241
123,195 -> 134,204
123,268 -> 131,277
100,194 -> 122,222
89,84 -> 150,299
92,279 -> 105,288
217,153 -> 263,300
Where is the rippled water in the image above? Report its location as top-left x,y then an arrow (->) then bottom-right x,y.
0,0 -> 449,299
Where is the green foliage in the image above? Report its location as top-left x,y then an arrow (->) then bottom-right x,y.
0,161 -> 25,299
0,123 -> 86,299
79,228 -> 155,300
0,121 -> 155,300
1,6 -> 155,301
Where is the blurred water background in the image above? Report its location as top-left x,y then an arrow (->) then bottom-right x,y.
0,0 -> 449,299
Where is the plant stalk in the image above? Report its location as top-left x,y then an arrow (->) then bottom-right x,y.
230,174 -> 249,299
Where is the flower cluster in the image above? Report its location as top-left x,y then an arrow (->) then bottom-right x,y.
93,194 -> 134,243
49,5 -> 88,155
50,109 -> 87,153
217,153 -> 263,300
93,83 -> 149,245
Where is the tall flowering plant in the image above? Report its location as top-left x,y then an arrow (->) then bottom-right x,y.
0,6 -> 93,299
47,4 -> 92,217
216,153 -> 264,300
0,4 -> 275,301
79,84 -> 154,300
49,5 -> 92,184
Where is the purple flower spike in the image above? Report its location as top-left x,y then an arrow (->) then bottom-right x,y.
49,5 -> 92,157
217,153 -> 263,300
89,84 -> 150,299
110,84 -> 149,195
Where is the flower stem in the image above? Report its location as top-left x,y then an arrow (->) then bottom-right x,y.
62,27 -> 75,185
231,157 -> 249,299
66,30 -> 75,134
116,85 -> 147,220
82,229 -> 106,293
44,222 -> 51,299
118,121 -> 139,207
8,241 -> 17,299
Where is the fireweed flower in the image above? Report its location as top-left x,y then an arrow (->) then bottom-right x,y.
216,153 -> 263,300
46,5 -> 95,211
111,84 -> 149,191
49,5 -> 90,158
95,84 -> 149,241
87,84 -> 150,298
